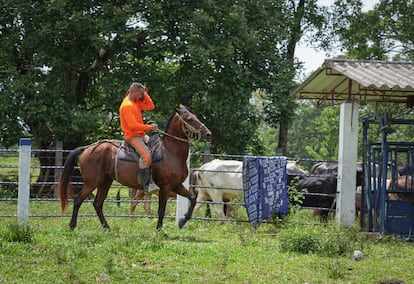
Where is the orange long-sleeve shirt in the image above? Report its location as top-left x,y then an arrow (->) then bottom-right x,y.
119,94 -> 155,139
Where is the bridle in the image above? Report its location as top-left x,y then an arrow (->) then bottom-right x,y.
179,111 -> 208,140
157,111 -> 207,143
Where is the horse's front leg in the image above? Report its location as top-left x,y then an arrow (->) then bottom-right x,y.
173,184 -> 196,229
156,188 -> 169,231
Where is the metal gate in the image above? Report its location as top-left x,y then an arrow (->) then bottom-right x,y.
362,115 -> 414,236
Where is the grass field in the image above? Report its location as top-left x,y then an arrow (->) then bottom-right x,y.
1,155 -> 414,283
1,205 -> 413,284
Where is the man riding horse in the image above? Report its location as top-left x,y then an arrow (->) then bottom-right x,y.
119,82 -> 158,185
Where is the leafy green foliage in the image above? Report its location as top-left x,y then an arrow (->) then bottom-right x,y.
2,0 -> 413,162
302,106 -> 340,160
326,260 -> 348,280
324,0 -> 414,61
0,176 -> 18,198
0,0 -> 302,156
282,101 -> 331,158
278,222 -> 366,257
0,223 -> 33,243
287,177 -> 306,208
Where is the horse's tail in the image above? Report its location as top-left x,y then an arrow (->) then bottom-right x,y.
58,146 -> 86,212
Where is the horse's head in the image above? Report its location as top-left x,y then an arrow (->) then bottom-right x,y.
176,104 -> 212,141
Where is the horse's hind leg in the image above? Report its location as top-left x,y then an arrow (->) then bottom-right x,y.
130,189 -> 145,215
70,183 -> 95,229
144,192 -> 152,215
93,178 -> 113,229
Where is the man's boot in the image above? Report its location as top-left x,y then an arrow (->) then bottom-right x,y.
138,167 -> 150,186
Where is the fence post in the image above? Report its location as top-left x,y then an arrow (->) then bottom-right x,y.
203,146 -> 212,163
336,102 -> 359,227
176,149 -> 190,228
18,138 -> 31,225
54,141 -> 63,198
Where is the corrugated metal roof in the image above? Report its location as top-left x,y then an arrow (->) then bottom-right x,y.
291,59 -> 414,106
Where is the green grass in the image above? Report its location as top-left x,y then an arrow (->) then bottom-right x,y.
0,207 -> 413,284
1,155 -> 413,283
0,155 -> 40,184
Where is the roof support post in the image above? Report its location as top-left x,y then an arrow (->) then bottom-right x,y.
336,102 -> 359,227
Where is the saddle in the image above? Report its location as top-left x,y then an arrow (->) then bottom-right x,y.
114,133 -> 163,188
117,133 -> 163,163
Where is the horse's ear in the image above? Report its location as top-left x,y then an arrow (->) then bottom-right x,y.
176,104 -> 186,113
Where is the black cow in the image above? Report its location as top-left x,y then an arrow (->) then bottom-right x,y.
311,161 -> 363,187
297,161 -> 364,221
398,164 -> 414,176
295,176 -> 337,221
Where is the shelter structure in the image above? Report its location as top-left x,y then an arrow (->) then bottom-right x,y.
291,59 -> 414,228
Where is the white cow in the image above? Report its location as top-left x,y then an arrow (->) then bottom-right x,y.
192,159 -> 243,219
191,159 -> 306,219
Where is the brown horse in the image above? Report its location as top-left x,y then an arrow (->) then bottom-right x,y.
388,175 -> 414,201
58,104 -> 212,230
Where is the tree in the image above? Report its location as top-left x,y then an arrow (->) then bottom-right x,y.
288,101 -> 325,158
327,0 -> 414,61
0,0 -> 154,195
1,1 -> 301,195
285,0 -> 414,161
262,0 -> 329,155
142,0 -> 293,153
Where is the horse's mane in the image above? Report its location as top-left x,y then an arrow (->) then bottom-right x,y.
164,113 -> 175,134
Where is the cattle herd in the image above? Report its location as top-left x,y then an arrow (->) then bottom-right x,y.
129,158 -> 413,222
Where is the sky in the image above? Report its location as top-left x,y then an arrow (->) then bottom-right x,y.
296,0 -> 379,76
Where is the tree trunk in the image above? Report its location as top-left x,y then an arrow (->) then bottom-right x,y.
277,0 -> 305,155
33,152 -> 56,197
278,122 -> 289,155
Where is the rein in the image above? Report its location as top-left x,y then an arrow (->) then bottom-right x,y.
156,129 -> 190,143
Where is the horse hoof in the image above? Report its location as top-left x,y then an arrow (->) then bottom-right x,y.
178,218 -> 186,229
156,230 -> 168,238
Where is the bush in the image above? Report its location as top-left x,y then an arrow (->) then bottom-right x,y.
278,225 -> 319,254
278,222 -> 365,257
287,177 -> 305,210
0,222 -> 33,244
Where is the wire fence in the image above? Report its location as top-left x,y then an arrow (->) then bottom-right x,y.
0,145 -> 249,223
0,143 -> 337,225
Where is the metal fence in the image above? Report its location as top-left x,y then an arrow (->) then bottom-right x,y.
0,140 -> 337,226
0,141 -> 251,224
